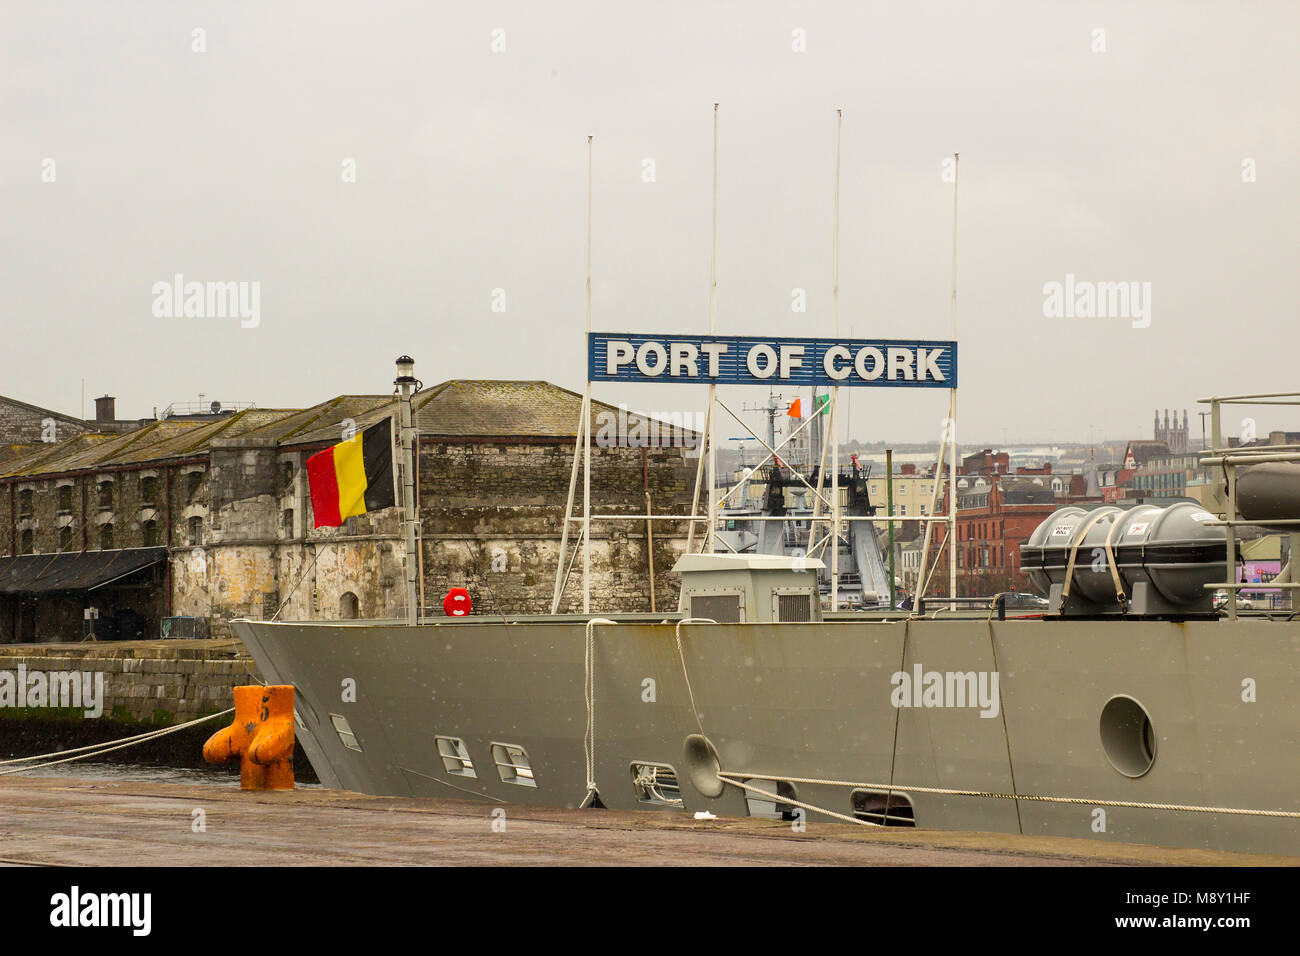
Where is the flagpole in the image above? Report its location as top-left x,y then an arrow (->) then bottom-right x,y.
395,355 -> 420,625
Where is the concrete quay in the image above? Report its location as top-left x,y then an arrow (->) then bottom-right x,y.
0,774 -> 1293,867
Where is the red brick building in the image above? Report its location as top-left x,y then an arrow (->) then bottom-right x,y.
923,476 -> 1061,596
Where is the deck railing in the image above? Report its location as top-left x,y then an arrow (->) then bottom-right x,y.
1197,390 -> 1300,620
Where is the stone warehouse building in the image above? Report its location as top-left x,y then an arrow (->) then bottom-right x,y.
0,381 -> 697,642
0,395 -> 92,446
0,393 -> 154,450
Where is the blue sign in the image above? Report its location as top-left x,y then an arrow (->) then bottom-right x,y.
589,333 -> 957,388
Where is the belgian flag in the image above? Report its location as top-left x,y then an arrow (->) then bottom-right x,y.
306,420 -> 396,528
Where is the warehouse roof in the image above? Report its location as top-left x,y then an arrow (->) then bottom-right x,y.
1,381 -> 698,478
282,380 -> 694,444
0,547 -> 166,594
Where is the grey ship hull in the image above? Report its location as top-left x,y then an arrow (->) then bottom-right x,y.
233,616 -> 1300,856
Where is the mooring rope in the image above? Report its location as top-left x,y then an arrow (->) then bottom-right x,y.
719,775 -> 878,828
986,620 -> 1023,834
0,708 -> 234,776
580,618 -> 617,808
715,770 -> 1300,819
881,619 -> 909,826
673,618 -> 716,738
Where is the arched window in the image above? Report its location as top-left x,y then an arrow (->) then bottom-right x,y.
339,592 -> 360,619
17,489 -> 33,516
140,476 -> 159,504
97,481 -> 113,509
20,530 -> 34,554
99,524 -> 114,550
143,520 -> 160,547
188,516 -> 203,546
58,527 -> 73,552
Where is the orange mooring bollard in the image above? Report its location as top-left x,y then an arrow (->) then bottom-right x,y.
203,685 -> 296,790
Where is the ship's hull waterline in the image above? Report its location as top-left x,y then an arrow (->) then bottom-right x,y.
232,617 -> 1300,856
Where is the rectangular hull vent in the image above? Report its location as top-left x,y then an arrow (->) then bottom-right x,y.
851,789 -> 916,826
436,736 -> 477,777
630,762 -> 683,807
490,743 -> 538,787
329,713 -> 363,752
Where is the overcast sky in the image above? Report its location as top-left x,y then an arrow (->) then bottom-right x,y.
3,1 -> 1296,447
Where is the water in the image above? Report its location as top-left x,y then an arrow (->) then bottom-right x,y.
9,760 -> 324,788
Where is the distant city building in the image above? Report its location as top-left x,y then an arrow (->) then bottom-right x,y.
1154,409 -> 1190,454
959,448 -> 1010,476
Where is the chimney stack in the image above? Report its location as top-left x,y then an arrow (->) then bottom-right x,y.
94,395 -> 116,424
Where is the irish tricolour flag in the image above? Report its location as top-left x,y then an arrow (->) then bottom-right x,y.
306,420 -> 396,528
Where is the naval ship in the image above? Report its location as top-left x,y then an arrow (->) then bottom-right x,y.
233,385 -> 1300,857
235,115 -> 1298,856
713,388 -> 897,610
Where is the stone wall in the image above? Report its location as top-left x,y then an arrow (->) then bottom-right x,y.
0,640 -> 258,724
419,440 -> 696,614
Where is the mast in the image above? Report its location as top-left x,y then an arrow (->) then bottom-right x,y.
948,152 -> 959,608
705,103 -> 720,553
582,135 -> 594,613
830,108 -> 842,610
683,106 -> 721,571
